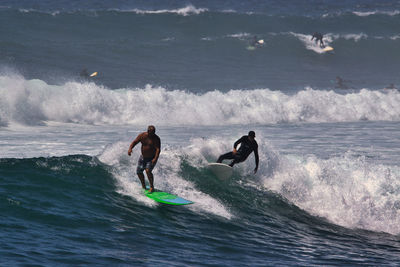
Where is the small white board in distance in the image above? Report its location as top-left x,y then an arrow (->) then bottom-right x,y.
208,163 -> 233,180
322,46 -> 334,52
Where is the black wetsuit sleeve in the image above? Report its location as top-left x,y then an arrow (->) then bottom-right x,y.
233,136 -> 246,149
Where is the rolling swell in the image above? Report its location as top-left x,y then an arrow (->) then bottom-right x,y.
0,155 -> 217,265
0,155 -> 116,225
3,6 -> 400,34
1,5 -> 400,91
0,155 -> 128,264
2,139 -> 400,264
0,153 -> 302,265
0,153 -> 330,265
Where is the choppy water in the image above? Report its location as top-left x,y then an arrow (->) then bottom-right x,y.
1,0 -> 400,91
1,0 -> 400,266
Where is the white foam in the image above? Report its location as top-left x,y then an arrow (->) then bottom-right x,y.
290,32 -> 333,54
1,75 -> 400,127
98,139 -> 233,219
353,10 -> 400,17
261,152 -> 400,235
227,32 -> 251,39
17,5 -> 208,16
341,33 -> 368,42
124,5 -> 208,16
18,8 -> 61,16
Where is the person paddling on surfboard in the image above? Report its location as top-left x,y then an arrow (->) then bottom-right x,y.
250,36 -> 260,47
311,32 -> 325,48
80,68 -> 90,78
80,68 -> 97,79
217,131 -> 259,174
128,125 -> 161,193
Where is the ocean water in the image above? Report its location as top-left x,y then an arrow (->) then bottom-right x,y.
1,0 -> 400,266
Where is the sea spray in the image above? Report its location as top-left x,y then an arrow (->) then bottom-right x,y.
263,152 -> 400,234
98,139 -> 233,218
1,75 -> 400,127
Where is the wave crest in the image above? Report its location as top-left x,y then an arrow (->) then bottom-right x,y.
1,75 -> 400,126
263,152 -> 400,235
113,4 -> 208,16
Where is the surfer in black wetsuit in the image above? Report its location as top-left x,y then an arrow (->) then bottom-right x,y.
80,68 -> 90,78
311,32 -> 325,48
217,131 -> 259,173
251,36 -> 259,47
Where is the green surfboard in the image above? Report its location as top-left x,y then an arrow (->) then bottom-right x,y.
144,188 -> 193,205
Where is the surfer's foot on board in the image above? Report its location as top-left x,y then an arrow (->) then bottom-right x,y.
148,187 -> 154,193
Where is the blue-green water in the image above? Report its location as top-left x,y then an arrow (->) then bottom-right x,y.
1,0 -> 400,91
2,122 -> 400,266
1,0 -> 400,265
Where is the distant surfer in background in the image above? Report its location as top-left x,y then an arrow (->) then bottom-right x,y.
250,36 -> 264,48
217,131 -> 259,174
384,83 -> 396,90
80,68 -> 98,79
80,68 -> 89,78
128,125 -> 161,193
335,76 -> 350,89
251,36 -> 260,47
311,32 -> 325,48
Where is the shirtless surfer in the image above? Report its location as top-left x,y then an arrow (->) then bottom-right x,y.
128,125 -> 161,193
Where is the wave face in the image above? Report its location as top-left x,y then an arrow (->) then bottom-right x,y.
1,75 -> 399,126
1,1 -> 400,91
2,136 -> 400,265
99,136 -> 400,235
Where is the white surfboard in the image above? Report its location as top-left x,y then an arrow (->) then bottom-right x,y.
208,163 -> 233,180
322,46 -> 334,52
90,71 -> 98,77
